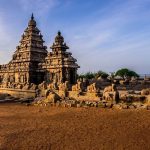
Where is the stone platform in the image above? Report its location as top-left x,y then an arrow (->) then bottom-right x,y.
0,88 -> 36,98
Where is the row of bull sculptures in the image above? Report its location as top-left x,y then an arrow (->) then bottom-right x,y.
0,79 -> 120,102
0,78 -> 150,103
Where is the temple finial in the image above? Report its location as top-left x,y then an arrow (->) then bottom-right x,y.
58,31 -> 61,36
31,13 -> 34,20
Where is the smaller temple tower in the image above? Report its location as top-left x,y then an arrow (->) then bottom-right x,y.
43,31 -> 79,84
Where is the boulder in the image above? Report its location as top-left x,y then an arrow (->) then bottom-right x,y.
113,104 -> 122,109
128,105 -> 135,109
140,104 -> 148,109
105,102 -> 113,108
77,103 -> 81,108
56,101 -> 61,107
98,102 -> 106,108
122,104 -> 128,109
147,105 -> 150,110
132,102 -> 142,109
44,92 -> 60,103
141,88 -> 150,95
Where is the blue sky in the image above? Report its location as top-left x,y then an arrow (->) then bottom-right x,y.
0,0 -> 150,74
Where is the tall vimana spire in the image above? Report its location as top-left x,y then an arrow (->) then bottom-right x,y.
43,31 -> 79,84
11,14 -> 47,63
2,14 -> 48,84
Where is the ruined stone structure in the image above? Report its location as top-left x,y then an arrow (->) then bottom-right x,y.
41,31 -> 79,84
0,14 -> 79,86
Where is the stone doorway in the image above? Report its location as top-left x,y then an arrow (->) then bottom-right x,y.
70,69 -> 75,84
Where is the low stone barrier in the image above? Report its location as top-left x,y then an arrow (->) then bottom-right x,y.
0,88 -> 36,98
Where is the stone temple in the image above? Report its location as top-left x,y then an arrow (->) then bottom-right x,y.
0,14 -> 79,86
0,15 -> 150,110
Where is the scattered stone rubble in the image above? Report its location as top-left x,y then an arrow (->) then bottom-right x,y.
0,93 -> 33,103
33,97 -> 150,110
1,76 -> 150,110
31,80 -> 150,110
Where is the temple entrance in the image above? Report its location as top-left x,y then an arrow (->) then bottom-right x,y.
0,76 -> 2,83
69,69 -> 75,84
37,72 -> 45,84
30,72 -> 45,84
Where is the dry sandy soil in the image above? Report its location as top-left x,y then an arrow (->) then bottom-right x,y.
0,103 -> 150,150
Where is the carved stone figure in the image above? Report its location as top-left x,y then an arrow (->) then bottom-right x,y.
87,83 -> 100,93
16,83 -> 23,89
22,83 -> 30,90
30,83 -> 38,90
72,81 -> 84,92
103,84 -> 119,102
103,84 -> 116,93
58,81 -> 70,91
38,81 -> 47,90
2,73 -> 9,83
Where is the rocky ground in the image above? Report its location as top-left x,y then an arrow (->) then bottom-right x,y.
0,103 -> 150,150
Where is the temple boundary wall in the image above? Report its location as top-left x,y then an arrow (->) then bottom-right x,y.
0,88 -> 36,98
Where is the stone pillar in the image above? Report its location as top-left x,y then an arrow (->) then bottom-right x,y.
24,73 -> 27,83
26,73 -> 29,83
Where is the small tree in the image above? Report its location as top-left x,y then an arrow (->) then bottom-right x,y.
78,70 -> 109,80
115,68 -> 139,79
78,72 -> 95,79
95,70 -> 109,79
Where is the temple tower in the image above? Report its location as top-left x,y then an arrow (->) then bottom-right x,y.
6,14 -> 47,84
44,31 -> 80,84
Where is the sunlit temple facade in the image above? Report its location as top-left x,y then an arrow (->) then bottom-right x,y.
0,14 -> 79,85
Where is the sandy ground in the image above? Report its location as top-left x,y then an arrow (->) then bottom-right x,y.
0,103 -> 150,150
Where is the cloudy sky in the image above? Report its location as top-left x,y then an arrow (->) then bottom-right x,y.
0,0 -> 150,74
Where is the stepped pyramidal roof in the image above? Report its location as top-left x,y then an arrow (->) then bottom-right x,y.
11,13 -> 47,64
